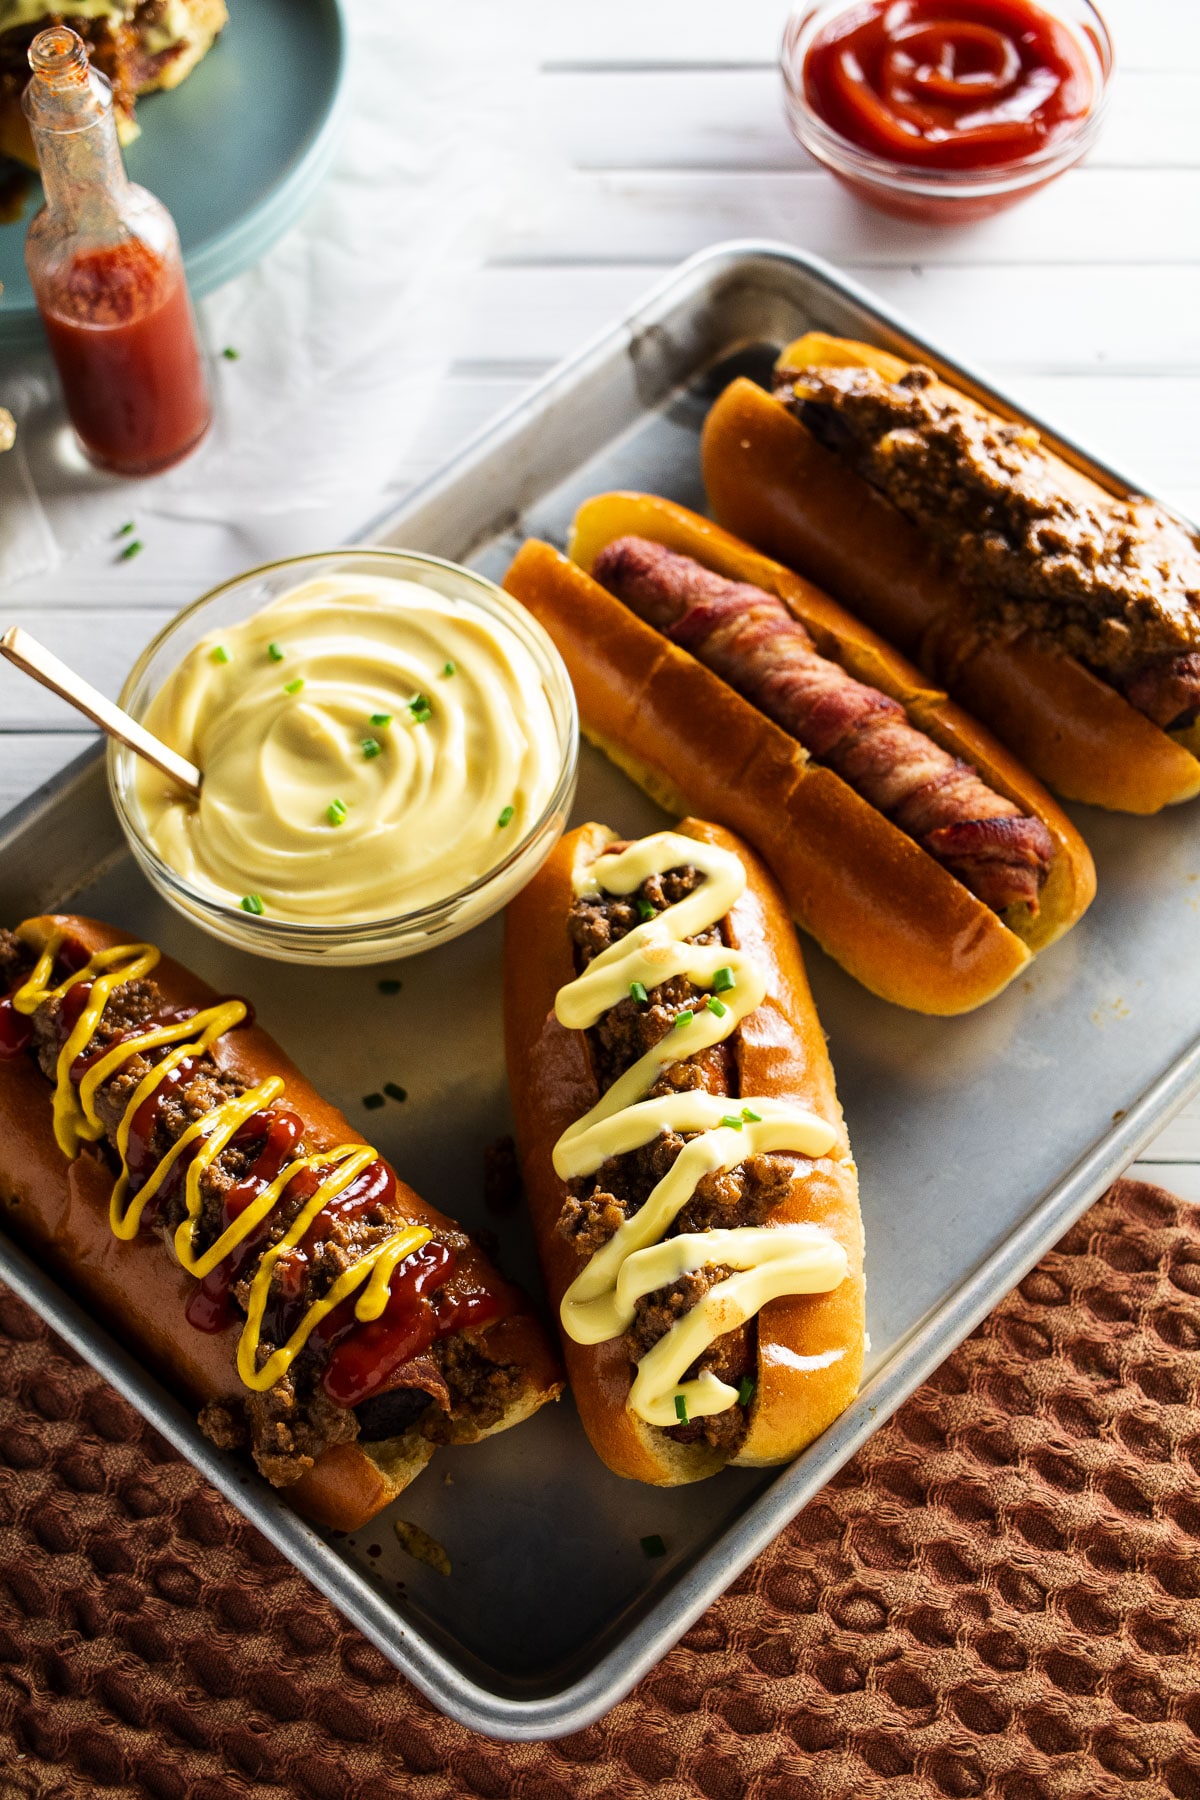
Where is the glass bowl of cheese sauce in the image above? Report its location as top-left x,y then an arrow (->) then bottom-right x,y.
109,548 -> 579,964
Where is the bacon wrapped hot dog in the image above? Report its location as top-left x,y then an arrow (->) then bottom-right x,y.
503,492 -> 1094,1015
0,917 -> 561,1531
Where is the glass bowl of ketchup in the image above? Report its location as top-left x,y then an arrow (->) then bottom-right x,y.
782,0 -> 1112,223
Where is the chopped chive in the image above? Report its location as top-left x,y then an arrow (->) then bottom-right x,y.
370,712 -> 393,728
673,1010 -> 693,1030
442,660 -> 456,677
222,346 -> 240,360
707,997 -> 728,1019
629,980 -> 649,1006
408,694 -> 432,723
119,538 -> 144,561
362,737 -> 382,760
267,641 -> 285,662
640,1534 -> 666,1559
284,677 -> 304,695
116,520 -> 135,537
327,798 -> 348,827
362,1092 -> 385,1111
636,898 -> 656,922
712,966 -> 735,993
737,1376 -> 756,1408
741,1106 -> 762,1123
497,804 -> 515,829
240,894 -> 265,916
209,644 -> 229,664
720,1113 -> 744,1130
378,978 -> 402,995
384,1081 -> 408,1103
674,1393 -> 689,1425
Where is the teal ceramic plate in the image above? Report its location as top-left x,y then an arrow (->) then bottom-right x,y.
0,0 -> 347,348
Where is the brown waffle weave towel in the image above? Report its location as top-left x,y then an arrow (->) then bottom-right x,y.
2,1176 -> 1199,1799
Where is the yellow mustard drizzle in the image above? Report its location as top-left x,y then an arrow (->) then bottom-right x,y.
554,833 -> 849,1429
13,926 -> 432,1393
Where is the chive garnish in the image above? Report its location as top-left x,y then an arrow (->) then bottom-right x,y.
640,1534 -> 666,1559
741,1106 -> 762,1123
442,660 -> 456,677
210,644 -> 229,664
378,978 -> 402,995
636,898 -> 656,922
284,677 -> 304,694
384,1082 -> 408,1103
712,966 -> 735,993
268,642 -> 284,662
362,737 -> 382,760
674,1394 -> 689,1425
497,805 -> 515,829
119,538 -> 144,561
222,346 -> 240,360
673,1010 -> 693,1030
240,894 -> 265,916
629,980 -> 649,1006
720,1113 -> 744,1129
737,1376 -> 756,1408
362,1092 -> 385,1111
327,798 -> 348,827
370,712 -> 393,728
408,694 -> 432,723
708,997 -> 728,1019
116,520 -> 135,537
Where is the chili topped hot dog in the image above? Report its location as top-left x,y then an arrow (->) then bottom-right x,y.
503,492 -> 1094,1014
701,333 -> 1200,813
0,917 -> 561,1530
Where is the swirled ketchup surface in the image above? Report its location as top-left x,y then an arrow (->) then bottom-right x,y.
803,0 -> 1096,171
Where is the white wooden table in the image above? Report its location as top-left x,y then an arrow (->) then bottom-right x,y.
2,0 -> 1198,1193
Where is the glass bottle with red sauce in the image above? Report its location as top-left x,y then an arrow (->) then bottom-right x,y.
23,26 -> 211,475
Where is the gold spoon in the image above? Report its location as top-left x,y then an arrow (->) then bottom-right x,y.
1,624 -> 201,798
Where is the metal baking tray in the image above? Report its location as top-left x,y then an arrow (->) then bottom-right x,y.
4,241 -> 1200,1741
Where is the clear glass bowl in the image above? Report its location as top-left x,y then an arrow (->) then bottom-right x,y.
110,547 -> 579,966
781,0 -> 1113,224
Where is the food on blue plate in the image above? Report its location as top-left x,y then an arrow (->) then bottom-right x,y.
0,0 -> 228,167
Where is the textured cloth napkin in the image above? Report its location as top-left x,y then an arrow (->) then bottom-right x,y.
2,1177 -> 1199,1798
0,0 -> 545,583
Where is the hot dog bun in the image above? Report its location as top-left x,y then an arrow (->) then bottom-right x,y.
0,916 -> 561,1532
502,492 -> 1094,1014
504,818 -> 865,1484
701,336 -> 1200,814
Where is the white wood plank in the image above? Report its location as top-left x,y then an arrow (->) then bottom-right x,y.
0,733 -> 97,817
1135,1101 -> 1200,1162
546,69 -> 1199,173
540,0 -> 1200,73
514,168 -> 1200,267
460,262 -> 1200,376
1128,1163 -> 1200,1203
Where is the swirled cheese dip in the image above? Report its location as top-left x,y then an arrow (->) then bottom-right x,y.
136,574 -> 560,923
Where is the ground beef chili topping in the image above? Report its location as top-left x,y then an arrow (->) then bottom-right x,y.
563,861 -> 798,1456
1,928 -> 520,1487
778,361 -> 1200,728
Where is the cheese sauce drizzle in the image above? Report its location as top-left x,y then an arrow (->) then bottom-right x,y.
12,928 -> 432,1393
554,832 -> 849,1429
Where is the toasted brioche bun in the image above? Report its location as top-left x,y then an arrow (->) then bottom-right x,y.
502,493 -> 1094,1015
701,337 -> 1200,814
0,915 -> 561,1533
504,818 -> 865,1484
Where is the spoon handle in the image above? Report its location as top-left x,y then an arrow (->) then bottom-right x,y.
0,624 -> 202,798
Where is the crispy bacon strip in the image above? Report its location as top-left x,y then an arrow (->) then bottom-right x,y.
593,537 -> 1054,914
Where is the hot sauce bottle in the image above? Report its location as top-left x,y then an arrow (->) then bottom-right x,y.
23,25 -> 211,477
